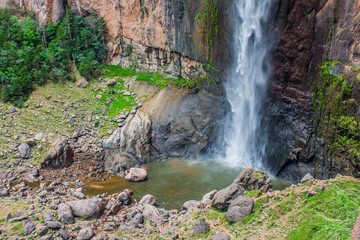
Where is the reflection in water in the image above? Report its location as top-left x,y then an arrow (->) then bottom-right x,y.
83,158 -> 291,210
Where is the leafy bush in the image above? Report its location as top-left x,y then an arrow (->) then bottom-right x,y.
0,7 -> 108,106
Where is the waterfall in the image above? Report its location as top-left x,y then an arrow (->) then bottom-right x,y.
222,0 -> 273,169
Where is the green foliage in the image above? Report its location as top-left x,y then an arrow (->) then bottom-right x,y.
0,8 -> 108,106
195,0 -> 219,63
94,119 -> 100,128
312,61 -> 360,159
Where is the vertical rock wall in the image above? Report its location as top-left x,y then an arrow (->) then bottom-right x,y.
268,0 -> 360,181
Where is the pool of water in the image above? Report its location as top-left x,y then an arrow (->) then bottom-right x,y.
83,158 -> 291,210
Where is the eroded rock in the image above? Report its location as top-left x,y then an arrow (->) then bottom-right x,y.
233,168 -> 272,192
42,137 -> 74,169
125,168 -> 148,182
58,203 -> 74,224
139,194 -> 159,206
143,204 -> 162,226
224,196 -> 253,223
18,143 -> 31,159
68,199 -> 107,219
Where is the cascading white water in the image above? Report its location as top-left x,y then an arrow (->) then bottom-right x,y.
223,0 -> 272,169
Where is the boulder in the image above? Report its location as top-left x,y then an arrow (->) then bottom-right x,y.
201,190 -> 217,204
43,211 -> 53,221
142,204 -> 162,226
212,183 -> 245,211
224,196 -> 253,223
77,227 -> 94,240
23,219 -> 35,235
45,220 -> 62,229
139,194 -> 159,206
103,222 -> 116,231
301,173 -> 314,183
117,190 -> 132,205
37,225 -> 48,236
0,188 -> 10,197
6,107 -> 16,114
233,168 -> 272,192
92,234 -> 109,240
41,137 -> 74,169
59,229 -> 69,240
182,200 -> 201,212
58,203 -> 74,224
76,78 -> 89,88
125,168 -> 148,182
18,143 -> 31,159
109,202 -> 122,215
27,138 -> 37,147
34,133 -> 43,141
106,80 -> 117,86
212,232 -> 231,240
192,220 -> 210,235
68,199 -> 107,219
131,212 -> 144,224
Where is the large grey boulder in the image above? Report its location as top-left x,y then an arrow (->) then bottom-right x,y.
18,143 -> 31,159
225,196 -> 253,223
125,168 -> 147,182
301,173 -> 314,183
77,227 -> 94,240
76,78 -> 89,88
142,204 -> 162,226
212,232 -> 231,240
233,168 -> 272,192
41,137 -> 74,169
45,220 -> 62,229
23,219 -> 35,235
58,203 -> 74,224
68,199 -> 107,219
182,200 -> 201,212
192,220 -> 210,235
0,188 -> 10,197
37,225 -> 48,236
117,189 -> 132,205
212,183 -> 245,211
139,194 -> 159,206
6,107 -> 16,114
201,190 -> 217,204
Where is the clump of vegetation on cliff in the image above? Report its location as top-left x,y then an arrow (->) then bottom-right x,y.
0,8 -> 108,106
312,61 -> 360,169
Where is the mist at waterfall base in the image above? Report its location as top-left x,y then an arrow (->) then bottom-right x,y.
218,0 -> 273,171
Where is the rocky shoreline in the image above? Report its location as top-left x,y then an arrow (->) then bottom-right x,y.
0,168 -> 274,239
1,166 -> 359,239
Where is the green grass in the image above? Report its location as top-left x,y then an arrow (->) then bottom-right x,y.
102,65 -> 137,78
287,181 -> 360,240
93,83 -> 136,119
136,72 -> 196,89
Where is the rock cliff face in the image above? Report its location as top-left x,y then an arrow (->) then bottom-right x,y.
267,0 -> 360,181
102,82 -> 229,172
12,0 -> 231,73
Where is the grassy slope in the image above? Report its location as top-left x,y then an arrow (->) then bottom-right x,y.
0,65 -> 197,171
